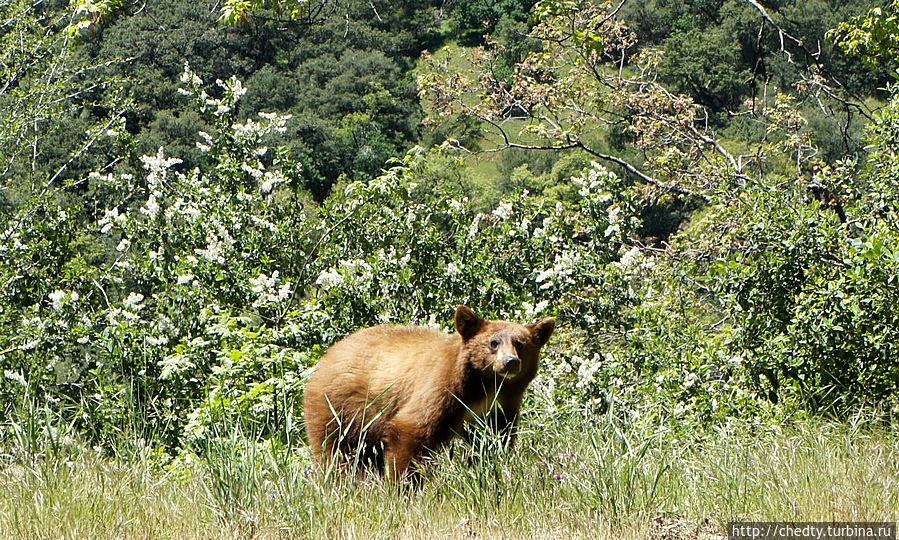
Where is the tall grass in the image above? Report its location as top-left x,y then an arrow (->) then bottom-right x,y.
1,404 -> 897,539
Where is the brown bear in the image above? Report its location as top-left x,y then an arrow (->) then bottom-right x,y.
303,305 -> 555,479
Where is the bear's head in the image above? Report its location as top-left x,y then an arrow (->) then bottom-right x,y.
454,305 -> 555,381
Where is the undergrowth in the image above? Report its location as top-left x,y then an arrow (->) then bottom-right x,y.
2,404 -> 896,539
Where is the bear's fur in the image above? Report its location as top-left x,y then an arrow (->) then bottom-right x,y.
303,305 -> 555,479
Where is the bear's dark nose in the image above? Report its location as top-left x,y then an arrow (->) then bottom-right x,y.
503,356 -> 521,372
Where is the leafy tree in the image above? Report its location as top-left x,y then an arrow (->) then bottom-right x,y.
830,0 -> 899,70
421,0 -> 899,414
73,0 -> 440,200
451,0 -> 537,44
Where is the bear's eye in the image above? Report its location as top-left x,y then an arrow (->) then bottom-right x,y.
514,339 -> 525,350
489,338 -> 500,349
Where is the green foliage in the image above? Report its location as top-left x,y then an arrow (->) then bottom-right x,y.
656,26 -> 750,113
3,0 -> 899,465
830,0 -> 899,69
421,0 -> 899,417
621,0 -> 891,105
2,63 -> 771,449
451,0 -> 537,44
169,310 -> 318,442
219,0 -> 316,26
2,67 -> 311,448
62,0 -> 441,200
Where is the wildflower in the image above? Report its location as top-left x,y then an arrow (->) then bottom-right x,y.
141,194 -> 161,219
123,292 -> 145,310
98,207 -> 122,233
241,163 -> 264,179
140,147 -> 182,191
260,171 -> 286,193
615,246 -> 642,271
146,335 -> 169,346
48,290 -> 67,310
249,271 -> 279,294
183,205 -> 201,221
195,234 -> 225,264
492,200 -> 513,220
522,300 -> 549,319
468,213 -> 483,238
4,370 -> 26,386
315,268 -> 343,288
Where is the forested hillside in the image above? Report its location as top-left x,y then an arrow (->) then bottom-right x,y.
2,0 -> 899,537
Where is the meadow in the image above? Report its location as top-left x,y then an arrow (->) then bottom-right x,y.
3,404 -> 897,539
3,1 -> 899,537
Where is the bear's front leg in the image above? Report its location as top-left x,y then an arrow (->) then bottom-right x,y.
492,392 -> 524,445
467,395 -> 523,451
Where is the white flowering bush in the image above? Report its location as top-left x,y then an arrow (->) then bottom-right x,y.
1,67 -> 773,451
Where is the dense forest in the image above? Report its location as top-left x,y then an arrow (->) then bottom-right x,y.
2,0 -> 899,536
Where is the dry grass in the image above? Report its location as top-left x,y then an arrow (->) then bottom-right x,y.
1,411 -> 897,539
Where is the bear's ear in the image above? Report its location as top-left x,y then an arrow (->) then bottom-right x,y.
527,317 -> 556,347
455,305 -> 484,341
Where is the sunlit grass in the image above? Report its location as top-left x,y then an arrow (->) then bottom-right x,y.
1,407 -> 897,539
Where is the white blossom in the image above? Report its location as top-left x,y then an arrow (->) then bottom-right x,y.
315,268 -> 343,288
575,353 -> 605,390
195,232 -> 226,264
241,163 -> 264,179
468,213 -> 483,239
250,216 -> 279,233
98,207 -> 124,233
492,200 -> 513,220
146,335 -> 169,346
140,147 -> 182,191
448,198 -> 466,212
183,205 -> 201,221
522,300 -> 549,319
178,64 -> 202,87
535,251 -> 579,290
249,271 -> 279,294
123,292 -> 145,310
615,246 -> 643,271
260,171 -> 286,194
141,193 -> 161,219
604,206 -> 622,238
48,290 -> 68,310
249,271 -> 293,307
218,76 -> 247,100
4,370 -> 26,387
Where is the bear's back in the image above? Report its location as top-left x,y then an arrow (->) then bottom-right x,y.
304,325 -> 461,415
313,324 -> 457,381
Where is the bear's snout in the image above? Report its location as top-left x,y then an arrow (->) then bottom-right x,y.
502,356 -> 521,373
